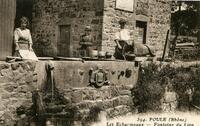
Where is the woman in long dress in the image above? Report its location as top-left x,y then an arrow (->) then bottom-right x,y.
14,16 -> 37,60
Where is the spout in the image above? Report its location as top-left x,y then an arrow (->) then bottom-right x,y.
45,61 -> 55,102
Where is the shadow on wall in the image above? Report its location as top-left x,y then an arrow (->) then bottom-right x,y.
33,39 -> 57,57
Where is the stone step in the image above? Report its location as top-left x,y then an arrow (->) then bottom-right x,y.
75,95 -> 132,110
62,85 -> 133,102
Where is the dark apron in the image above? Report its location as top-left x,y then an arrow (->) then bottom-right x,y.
114,40 -> 133,60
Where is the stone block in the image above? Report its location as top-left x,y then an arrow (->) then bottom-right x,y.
0,76 -> 12,83
93,91 -> 102,100
19,62 -> 30,71
82,90 -> 94,101
17,85 -> 29,93
119,90 -> 131,96
101,89 -> 111,99
110,87 -> 120,98
76,102 -> 90,109
91,19 -> 99,24
103,100 -> 113,109
0,69 -> 13,78
11,63 -> 20,70
71,91 -> 83,103
0,64 -> 10,70
112,97 -> 120,107
13,71 -> 24,82
4,85 -> 17,92
24,73 -> 34,83
18,67 -> 25,73
77,108 -> 90,118
105,107 -> 119,118
46,105 -> 64,113
119,95 -> 131,105
0,104 -> 6,112
115,105 -> 131,116
26,61 -> 36,71
87,90 -> 97,100
33,74 -> 38,82
95,100 -> 103,108
120,85 -> 133,90
1,91 -> 11,99
95,11 -> 103,16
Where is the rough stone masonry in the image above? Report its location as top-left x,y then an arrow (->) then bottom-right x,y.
0,60 -> 138,125
32,0 -> 171,57
0,61 -> 37,125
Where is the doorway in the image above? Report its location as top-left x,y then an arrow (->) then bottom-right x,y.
15,0 -> 33,29
57,25 -> 71,57
135,21 -> 147,44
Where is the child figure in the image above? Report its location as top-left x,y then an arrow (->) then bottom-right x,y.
161,78 -> 178,112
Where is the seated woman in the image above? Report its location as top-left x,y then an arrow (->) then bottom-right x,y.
114,19 -> 155,60
114,19 -> 134,60
14,16 -> 38,60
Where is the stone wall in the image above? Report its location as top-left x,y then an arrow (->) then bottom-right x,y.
52,61 -> 139,88
1,60 -> 200,125
36,85 -> 134,125
101,0 -> 135,53
32,0 -> 171,57
146,0 -> 171,56
0,61 -> 37,125
32,60 -> 139,125
32,0 -> 104,57
0,60 -> 138,125
102,0 -> 171,56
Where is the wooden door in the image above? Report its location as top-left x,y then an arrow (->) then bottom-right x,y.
0,0 -> 16,60
57,25 -> 71,57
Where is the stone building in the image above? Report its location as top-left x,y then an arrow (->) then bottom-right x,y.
32,0 -> 171,57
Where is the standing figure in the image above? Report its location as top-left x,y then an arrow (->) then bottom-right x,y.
185,85 -> 194,111
79,26 -> 94,57
162,84 -> 178,113
14,16 -> 38,60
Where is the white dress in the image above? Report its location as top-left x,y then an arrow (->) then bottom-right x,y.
14,28 -> 32,44
14,28 -> 38,60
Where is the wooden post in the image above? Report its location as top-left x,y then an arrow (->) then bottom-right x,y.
161,30 -> 170,61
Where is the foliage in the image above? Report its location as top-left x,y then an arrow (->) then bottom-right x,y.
132,62 -> 200,112
171,1 -> 199,36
